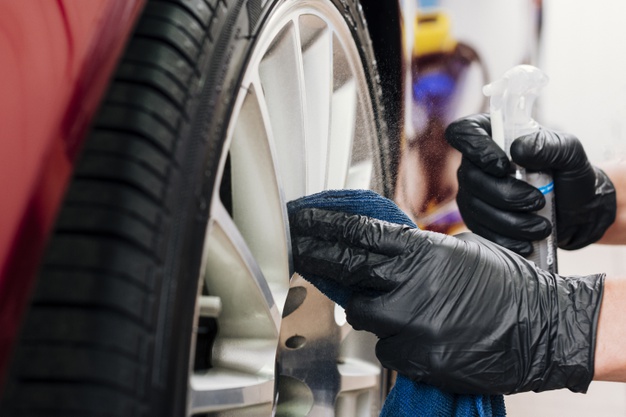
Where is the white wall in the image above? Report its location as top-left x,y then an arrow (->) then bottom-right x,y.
506,1 -> 626,415
440,0 -> 538,116
538,0 -> 626,163
441,0 -> 537,80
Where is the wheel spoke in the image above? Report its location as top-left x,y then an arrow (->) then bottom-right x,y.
300,14 -> 332,195
335,333 -> 382,415
338,359 -> 381,393
346,96 -> 376,190
189,369 -> 274,413
258,21 -> 307,202
191,199 -> 281,415
231,81 -> 291,313
204,201 -> 281,338
326,34 -> 357,190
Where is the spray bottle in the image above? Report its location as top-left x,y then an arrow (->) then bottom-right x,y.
483,65 -> 558,273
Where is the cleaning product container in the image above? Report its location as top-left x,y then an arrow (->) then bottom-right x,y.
483,65 -> 558,273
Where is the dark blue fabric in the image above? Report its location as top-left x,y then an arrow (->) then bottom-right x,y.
287,189 -> 506,417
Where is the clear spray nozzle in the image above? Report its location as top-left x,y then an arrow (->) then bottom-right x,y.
482,65 -> 557,273
483,65 -> 549,156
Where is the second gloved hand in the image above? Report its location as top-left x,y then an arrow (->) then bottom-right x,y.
290,208 -> 605,395
444,114 -> 616,254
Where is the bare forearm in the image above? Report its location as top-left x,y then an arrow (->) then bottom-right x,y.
597,162 -> 626,244
593,275 -> 626,381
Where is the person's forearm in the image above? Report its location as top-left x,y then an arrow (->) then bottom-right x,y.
593,275 -> 626,381
597,162 -> 626,244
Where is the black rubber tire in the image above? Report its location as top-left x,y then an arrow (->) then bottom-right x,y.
0,0 -> 392,416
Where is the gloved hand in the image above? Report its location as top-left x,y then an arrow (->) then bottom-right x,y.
444,113 -> 616,255
290,207 -> 605,395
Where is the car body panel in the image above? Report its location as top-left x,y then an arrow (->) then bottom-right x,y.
0,0 -> 145,384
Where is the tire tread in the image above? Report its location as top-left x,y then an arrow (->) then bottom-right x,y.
1,1 -> 228,415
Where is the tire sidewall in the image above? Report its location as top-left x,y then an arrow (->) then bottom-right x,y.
150,0 -> 390,414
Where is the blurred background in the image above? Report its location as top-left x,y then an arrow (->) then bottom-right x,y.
398,0 -> 626,415
507,0 -> 626,415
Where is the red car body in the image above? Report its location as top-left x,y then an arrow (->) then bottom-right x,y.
0,0 -> 146,385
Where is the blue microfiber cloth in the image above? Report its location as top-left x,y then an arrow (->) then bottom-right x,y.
287,189 -> 506,417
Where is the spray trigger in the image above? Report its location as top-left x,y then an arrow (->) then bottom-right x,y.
483,65 -> 549,157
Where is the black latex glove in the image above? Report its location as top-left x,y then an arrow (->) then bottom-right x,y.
444,113 -> 616,255
290,208 -> 605,395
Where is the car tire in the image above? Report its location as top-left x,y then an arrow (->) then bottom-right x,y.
0,0 -> 393,415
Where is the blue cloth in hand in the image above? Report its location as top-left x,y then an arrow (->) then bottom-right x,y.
287,189 -> 506,417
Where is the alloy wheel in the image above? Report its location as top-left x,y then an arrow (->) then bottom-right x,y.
189,1 -> 387,415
